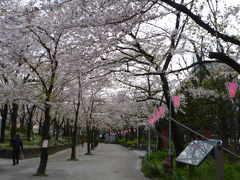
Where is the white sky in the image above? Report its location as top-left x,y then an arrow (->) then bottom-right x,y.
21,0 -> 240,6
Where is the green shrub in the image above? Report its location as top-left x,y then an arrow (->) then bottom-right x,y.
16,127 -> 28,135
118,138 -> 126,143
126,140 -> 136,146
23,140 -> 35,146
142,152 -> 167,178
5,126 -> 10,130
99,139 -> 105,143
142,151 -> 240,180
0,142 -> 11,149
149,151 -> 168,161
139,138 -> 148,145
224,160 -> 240,180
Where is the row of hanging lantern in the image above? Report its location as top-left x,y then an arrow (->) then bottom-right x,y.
146,80 -> 238,126
147,106 -> 165,125
229,82 -> 238,98
110,129 -> 137,136
147,95 -> 180,126
111,82 -> 237,136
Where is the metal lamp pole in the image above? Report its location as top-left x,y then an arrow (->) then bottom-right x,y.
169,96 -> 173,174
148,125 -> 151,156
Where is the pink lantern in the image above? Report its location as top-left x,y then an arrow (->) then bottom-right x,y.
156,110 -> 161,119
148,118 -> 154,125
147,119 -> 150,125
149,118 -> 153,124
159,106 -> 165,116
150,118 -> 154,125
173,96 -> 180,108
153,114 -> 157,122
229,82 -> 238,98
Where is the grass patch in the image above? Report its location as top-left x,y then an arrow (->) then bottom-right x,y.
85,152 -> 93,155
67,158 -> 79,161
118,138 -> 138,148
0,142 -> 11,149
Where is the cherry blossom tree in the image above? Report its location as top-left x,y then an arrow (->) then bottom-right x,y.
1,0 -> 240,176
157,0 -> 240,73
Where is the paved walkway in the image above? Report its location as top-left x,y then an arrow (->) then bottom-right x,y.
0,144 -> 148,180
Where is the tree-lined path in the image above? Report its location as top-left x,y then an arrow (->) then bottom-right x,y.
0,144 -> 148,180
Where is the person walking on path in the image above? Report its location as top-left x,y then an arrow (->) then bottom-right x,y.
11,134 -> 23,166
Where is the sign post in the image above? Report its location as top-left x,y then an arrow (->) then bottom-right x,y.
215,144 -> 224,180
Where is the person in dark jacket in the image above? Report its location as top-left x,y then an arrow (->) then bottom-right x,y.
11,134 -> 23,166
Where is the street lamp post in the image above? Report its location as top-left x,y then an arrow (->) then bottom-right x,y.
169,95 -> 180,175
169,96 -> 172,174
148,125 -> 151,156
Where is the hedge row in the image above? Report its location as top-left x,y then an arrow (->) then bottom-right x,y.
0,144 -> 71,159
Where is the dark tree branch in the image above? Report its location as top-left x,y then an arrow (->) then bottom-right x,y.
168,60 -> 217,74
133,60 -> 218,76
159,0 -> 240,46
22,57 -> 48,92
209,52 -> 240,73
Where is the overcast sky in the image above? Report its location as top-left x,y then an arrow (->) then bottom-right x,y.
21,0 -> 239,5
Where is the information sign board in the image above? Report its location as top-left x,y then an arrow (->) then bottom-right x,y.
176,140 -> 221,166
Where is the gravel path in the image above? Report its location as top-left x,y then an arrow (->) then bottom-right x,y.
0,143 -> 148,180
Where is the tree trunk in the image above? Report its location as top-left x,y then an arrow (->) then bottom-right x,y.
52,120 -> 56,138
36,103 -> 51,176
160,73 -> 185,165
91,128 -> 94,150
70,125 -> 77,159
56,125 -> 60,142
19,105 -> 26,128
10,103 -> 19,140
94,129 -> 98,147
38,113 -> 43,136
130,126 -> 135,140
238,106 -> 240,154
27,118 -> 32,141
86,123 -> 91,154
27,105 -> 36,141
56,117 -> 64,142
64,119 -> 70,138
70,101 -> 80,159
0,104 -> 8,143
